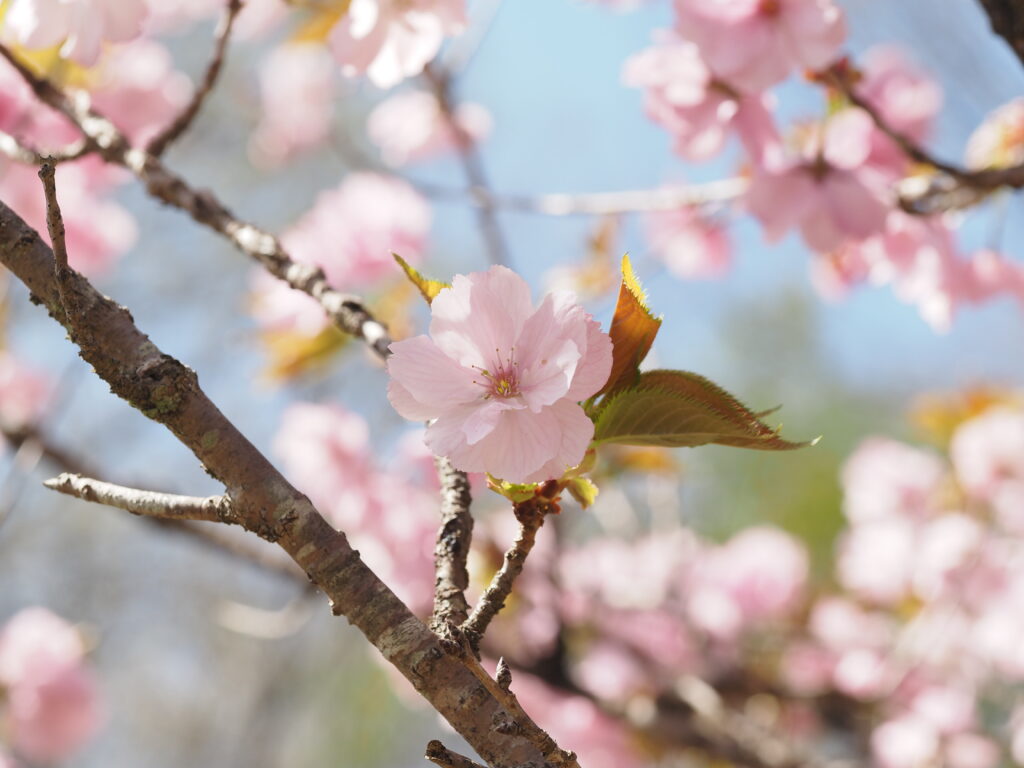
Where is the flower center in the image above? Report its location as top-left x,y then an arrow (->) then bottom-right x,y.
474,348 -> 521,399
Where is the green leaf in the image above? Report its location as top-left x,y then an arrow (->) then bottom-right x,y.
593,369 -> 812,451
566,477 -> 599,509
596,254 -> 662,398
393,253 -> 449,305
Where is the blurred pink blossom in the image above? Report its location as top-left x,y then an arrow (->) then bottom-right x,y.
871,715 -> 940,768
248,270 -> 331,337
0,352 -> 51,432
840,437 -> 945,524
945,733 -> 1000,768
951,407 -> 1024,531
329,0 -> 466,89
249,44 -> 336,167
645,204 -> 731,279
283,172 -> 430,290
367,89 -> 492,166
623,34 -> 780,164
91,39 -> 192,145
837,517 -> 916,605
3,0 -> 147,66
965,97 -> 1024,170
387,266 -> 613,483
0,608 -> 101,763
674,0 -> 846,93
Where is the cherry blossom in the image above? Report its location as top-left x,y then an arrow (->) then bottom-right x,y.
645,204 -> 731,279
840,437 -> 945,523
249,44 -> 337,167
3,0 -> 148,66
387,266 -> 613,483
965,98 -> 1024,170
329,0 -> 466,89
0,608 -> 101,763
367,89 -> 492,166
950,407 -> 1024,532
282,173 -> 430,290
0,352 -> 51,433
674,0 -> 846,93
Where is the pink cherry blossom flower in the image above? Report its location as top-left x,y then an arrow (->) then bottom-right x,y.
840,437 -> 945,524
674,0 -> 846,93
249,44 -> 336,168
387,266 -> 613,483
623,33 -> 781,164
645,204 -> 731,279
248,270 -> 332,338
871,716 -> 940,768
951,407 -> 1024,532
329,0 -> 466,89
0,608 -> 101,764
837,517 -> 916,605
3,0 -> 148,66
90,39 -> 192,145
367,89 -> 492,166
965,98 -> 1024,170
945,733 -> 1000,768
746,112 -> 890,253
283,173 -> 430,291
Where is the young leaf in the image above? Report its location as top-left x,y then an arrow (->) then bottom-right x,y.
596,254 -> 662,398
593,369 -> 810,451
566,477 -> 599,509
393,253 -> 449,305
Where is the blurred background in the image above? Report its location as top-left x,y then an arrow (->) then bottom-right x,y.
1,0 -> 1023,765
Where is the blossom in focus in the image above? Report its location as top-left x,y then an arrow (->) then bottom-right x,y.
674,0 -> 846,93
965,98 -> 1024,170
249,44 -> 336,167
645,204 -> 731,279
329,0 -> 466,89
0,608 -> 101,763
282,173 -> 430,290
367,89 -> 492,166
623,34 -> 781,164
3,0 -> 148,66
387,266 -> 613,483
90,40 -> 192,145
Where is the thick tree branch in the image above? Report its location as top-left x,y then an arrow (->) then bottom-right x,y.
44,473 -> 232,523
423,63 -> 508,265
0,44 -> 392,360
462,493 -> 552,650
976,0 -> 1024,69
147,0 -> 244,156
432,456 -> 474,630
0,202 -> 576,768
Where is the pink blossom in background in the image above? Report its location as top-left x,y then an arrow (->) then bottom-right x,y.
367,89 -> 492,166
329,0 -> 466,89
0,608 -> 101,764
674,0 -> 846,93
283,173 -> 430,290
746,111 -> 890,253
965,98 -> 1024,170
249,44 -> 337,168
387,266 -> 613,483
0,160 -> 136,276
3,0 -> 148,66
273,402 -> 381,531
0,352 -> 51,432
572,640 -> 650,700
840,438 -> 945,523
944,733 -> 1000,768
837,517 -> 916,605
645,204 -> 731,279
91,40 -> 192,145
248,270 -> 331,337
0,749 -> 18,768
622,34 -> 781,164
871,715 -> 940,768
951,407 -> 1024,532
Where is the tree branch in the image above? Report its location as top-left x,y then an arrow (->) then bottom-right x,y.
432,456 -> 474,631
423,62 -> 508,265
147,0 -> 244,156
0,131 -> 89,165
44,473 -> 232,523
975,0 -> 1024,69
0,43 -> 392,360
462,494 -> 552,651
0,201 -> 577,768
426,740 -> 488,768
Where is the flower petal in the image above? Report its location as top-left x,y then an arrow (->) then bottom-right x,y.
386,334 -> 479,420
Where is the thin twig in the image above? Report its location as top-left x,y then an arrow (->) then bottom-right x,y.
425,740 -> 487,768
417,177 -> 748,216
423,62 -> 508,266
147,0 -> 244,156
44,473 -> 233,523
37,161 -> 77,320
462,496 -> 550,650
0,131 -> 89,165
431,456 -> 474,631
